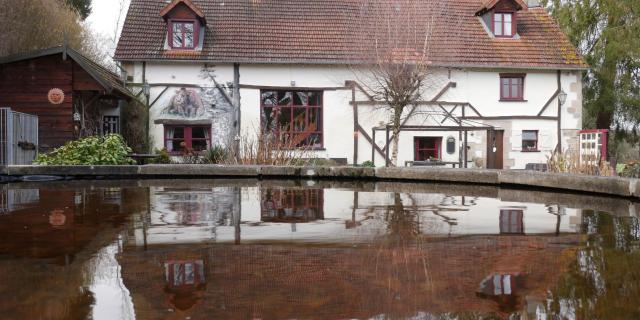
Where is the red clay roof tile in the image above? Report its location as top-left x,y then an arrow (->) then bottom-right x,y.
115,0 -> 587,70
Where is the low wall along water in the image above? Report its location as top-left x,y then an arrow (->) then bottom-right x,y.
2,165 -> 640,199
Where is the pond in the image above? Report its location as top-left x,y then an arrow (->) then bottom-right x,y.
0,179 -> 639,319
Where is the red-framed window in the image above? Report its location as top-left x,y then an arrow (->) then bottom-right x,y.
414,137 -> 442,161
500,209 -> 524,234
500,74 -> 525,101
260,90 -> 323,149
261,189 -> 324,222
169,20 -> 198,49
164,125 -> 211,154
493,12 -> 515,38
521,130 -> 538,152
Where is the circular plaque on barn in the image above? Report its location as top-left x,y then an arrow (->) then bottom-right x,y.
47,88 -> 65,105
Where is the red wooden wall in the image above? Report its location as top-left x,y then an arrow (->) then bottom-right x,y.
0,53 -> 105,150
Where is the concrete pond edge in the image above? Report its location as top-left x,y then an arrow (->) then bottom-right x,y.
1,164 -> 640,199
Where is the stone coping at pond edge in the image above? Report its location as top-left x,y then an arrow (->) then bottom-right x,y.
1,165 -> 640,199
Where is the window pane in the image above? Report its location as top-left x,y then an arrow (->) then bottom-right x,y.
172,127 -> 185,138
278,91 -> 292,106
511,82 -> 519,98
261,91 -> 277,105
192,139 -> 209,151
294,91 -> 309,106
192,127 -> 207,139
308,108 -> 321,131
494,14 -> 503,36
308,92 -> 322,106
279,107 -> 292,131
292,108 -> 306,132
504,13 -> 512,22
172,23 -> 183,47
304,133 -> 322,148
502,79 -> 510,98
504,21 -> 513,36
522,131 -> 537,140
169,139 -> 185,152
184,24 -> 194,48
262,107 -> 277,132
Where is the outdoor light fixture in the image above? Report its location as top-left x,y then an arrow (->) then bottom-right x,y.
73,112 -> 81,122
558,89 -> 568,106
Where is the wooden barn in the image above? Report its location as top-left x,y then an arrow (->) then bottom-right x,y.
0,45 -> 134,151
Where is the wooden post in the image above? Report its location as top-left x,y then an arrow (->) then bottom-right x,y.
352,86 -> 358,165
462,105 -> 468,168
371,128 -> 376,166
556,70 -> 562,152
385,126 -> 390,167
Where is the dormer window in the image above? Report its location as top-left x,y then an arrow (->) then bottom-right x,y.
160,0 -> 206,51
170,21 -> 196,49
477,0 -> 526,39
493,12 -> 514,37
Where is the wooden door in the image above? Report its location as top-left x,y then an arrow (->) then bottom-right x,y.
487,130 -> 504,169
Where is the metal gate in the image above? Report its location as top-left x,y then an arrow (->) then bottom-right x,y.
0,108 -> 39,165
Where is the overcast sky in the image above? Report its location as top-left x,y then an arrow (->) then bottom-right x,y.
85,0 -> 131,56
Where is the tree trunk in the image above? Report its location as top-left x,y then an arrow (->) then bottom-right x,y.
391,106 -> 402,166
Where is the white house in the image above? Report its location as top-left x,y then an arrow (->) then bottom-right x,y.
115,0 -> 587,169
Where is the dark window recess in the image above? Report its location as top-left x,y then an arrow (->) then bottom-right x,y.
521,130 -> 538,152
414,137 -> 442,161
261,189 -> 324,223
500,75 -> 524,100
446,137 -> 456,155
164,125 -> 211,154
260,90 -> 323,149
103,116 -> 119,135
493,12 -> 514,37
170,21 -> 196,49
500,209 -> 524,234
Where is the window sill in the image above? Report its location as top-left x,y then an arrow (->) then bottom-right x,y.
521,150 -> 540,153
500,99 -> 528,102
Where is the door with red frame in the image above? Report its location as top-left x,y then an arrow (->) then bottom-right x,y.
414,137 -> 442,161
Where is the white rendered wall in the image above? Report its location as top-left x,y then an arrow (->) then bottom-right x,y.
127,61 -> 583,168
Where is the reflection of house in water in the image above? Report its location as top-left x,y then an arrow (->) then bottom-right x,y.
261,189 -> 324,222
118,234 -> 580,319
0,187 -> 39,214
127,187 -> 240,246
164,259 -> 207,311
0,187 -> 145,320
499,209 -> 525,234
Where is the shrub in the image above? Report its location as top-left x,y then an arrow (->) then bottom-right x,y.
360,160 -> 375,167
620,161 -> 640,178
225,128 -> 315,166
148,148 -> 172,164
203,145 -> 228,164
34,134 -> 135,165
546,150 -> 614,176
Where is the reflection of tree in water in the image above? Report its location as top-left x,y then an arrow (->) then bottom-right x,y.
384,193 -> 421,243
545,211 -> 640,319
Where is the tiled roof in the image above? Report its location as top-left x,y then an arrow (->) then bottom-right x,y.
0,46 -> 134,99
115,0 -> 587,70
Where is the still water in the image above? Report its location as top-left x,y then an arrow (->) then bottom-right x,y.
0,179 -> 639,320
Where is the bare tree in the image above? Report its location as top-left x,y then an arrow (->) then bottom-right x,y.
351,0 -> 454,166
0,0 -> 102,61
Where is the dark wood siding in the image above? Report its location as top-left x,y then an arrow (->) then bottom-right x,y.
0,54 -> 74,149
0,53 -> 109,150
